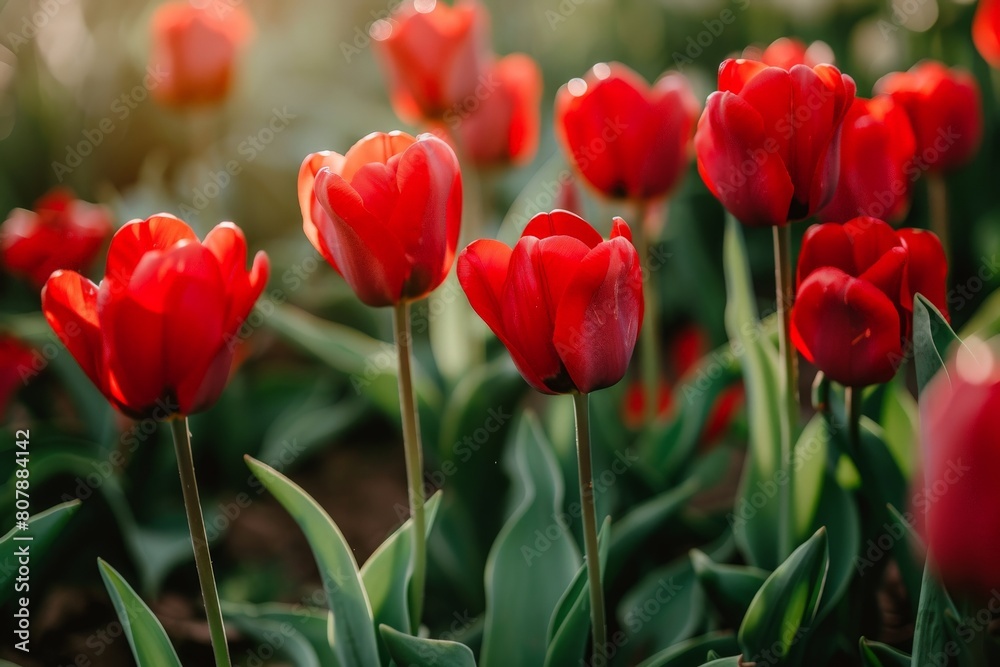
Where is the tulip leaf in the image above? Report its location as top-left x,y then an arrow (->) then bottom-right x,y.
699,658 -> 741,667
97,559 -> 183,667
690,549 -> 768,626
859,637 -> 910,667
880,379 -> 919,481
245,456 -> 380,667
227,614 -> 322,667
913,294 -> 962,394
361,491 -> 441,664
479,413 -> 581,667
634,631 -> 739,667
738,528 -> 829,664
544,517 -> 610,667
223,603 -> 337,665
0,500 -> 80,603
911,559 -> 960,666
379,624 -> 476,666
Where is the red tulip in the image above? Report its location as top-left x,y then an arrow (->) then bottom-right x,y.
874,61 -> 982,173
442,53 -> 542,167
299,131 -> 462,307
791,217 -> 948,387
921,340 -> 1000,595
818,96 -> 917,223
1,189 -> 113,287
974,0 -> 1000,69
555,62 -> 700,202
458,211 -> 643,394
41,214 -> 268,419
150,1 -> 253,108
372,0 -> 491,123
695,58 -> 856,227
743,37 -> 834,69
0,335 -> 34,419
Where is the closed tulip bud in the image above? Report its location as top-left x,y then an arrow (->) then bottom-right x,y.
695,58 -> 855,227
458,211 -> 643,394
742,37 -> 834,70
42,214 -> 269,420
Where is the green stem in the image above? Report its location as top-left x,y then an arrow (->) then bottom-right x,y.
169,418 -> 231,667
393,302 -> 427,632
927,172 -> 950,259
773,224 -> 798,559
572,392 -> 606,663
634,201 -> 661,423
845,386 -> 862,456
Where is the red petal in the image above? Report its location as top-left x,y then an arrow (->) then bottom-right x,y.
299,151 -> 346,272
341,131 -> 417,181
42,270 -> 108,398
898,228 -> 948,318
521,210 -> 604,248
457,239 -> 512,337
797,222 -> 854,285
104,214 -> 197,289
718,59 -> 771,95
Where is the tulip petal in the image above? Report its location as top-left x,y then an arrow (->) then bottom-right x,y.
857,246 -> 907,302
843,216 -> 903,274
104,214 -> 198,288
796,222 -> 853,285
341,131 -> 417,181
553,237 -> 643,393
718,59 -> 771,95
457,239 -> 513,337
899,228 -> 948,318
791,267 -> 902,387
299,151 -> 346,272
41,271 -> 107,398
522,210 -> 604,248
203,222 -> 270,332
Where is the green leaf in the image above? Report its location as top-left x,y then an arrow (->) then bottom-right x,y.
258,391 -> 368,467
228,614 -> 321,667
97,559 -> 182,667
860,637 -> 911,667
617,553 -> 704,658
361,491 -> 442,663
880,379 -> 919,481
379,624 -> 476,666
245,456 -> 380,667
913,294 -> 962,394
223,603 -> 338,665
544,517 -> 611,667
911,559 -> 960,665
723,216 -> 783,569
791,414 -> 830,542
699,658 -> 741,667
738,528 -> 829,664
0,500 -> 80,603
690,549 -> 768,626
634,631 -> 739,667
479,413 -> 581,667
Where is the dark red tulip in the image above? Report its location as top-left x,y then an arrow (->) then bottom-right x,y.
458,211 -> 643,394
792,217 -> 948,387
921,340 -> 1000,595
1,189 -> 113,287
41,214 -> 268,419
299,131 -> 462,307
695,58 -> 856,227
150,1 -> 253,108
875,61 -> 982,173
442,53 -> 542,167
974,0 -> 1000,69
372,0 -> 490,123
743,37 -> 834,69
0,335 -> 34,419
555,62 -> 700,202
818,96 -> 917,223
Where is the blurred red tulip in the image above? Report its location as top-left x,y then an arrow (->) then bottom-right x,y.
555,62 -> 700,202
818,96 -> 917,223
695,58 -> 855,227
299,131 -> 462,307
1,189 -> 113,287
792,217 -> 948,387
150,1 -> 253,108
974,0 -> 1000,69
444,53 -> 542,167
0,335 -> 34,419
743,37 -> 834,69
458,211 -> 643,394
875,61 -> 982,173
373,0 -> 491,123
921,341 -> 1000,596
41,214 -> 268,419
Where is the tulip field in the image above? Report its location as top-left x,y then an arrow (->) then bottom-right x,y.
5,0 -> 1000,665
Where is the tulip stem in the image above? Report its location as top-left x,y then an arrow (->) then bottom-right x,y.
927,172 -> 950,259
393,301 -> 427,633
634,201 -> 661,423
773,224 -> 798,559
169,418 -> 231,667
845,386 -> 862,455
572,391 -> 606,664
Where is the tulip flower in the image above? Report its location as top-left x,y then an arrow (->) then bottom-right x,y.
791,217 -> 947,388
818,96 -> 917,223
1,189 -> 113,287
150,1 -> 254,108
0,335 -> 34,419
458,210 -> 643,395
921,340 -> 1000,596
874,61 -> 982,174
695,58 -> 856,227
743,37 -> 834,69
555,62 -> 700,202
443,53 -> 542,167
42,214 -> 269,420
372,0 -> 491,123
974,0 -> 1000,69
298,131 -> 462,307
